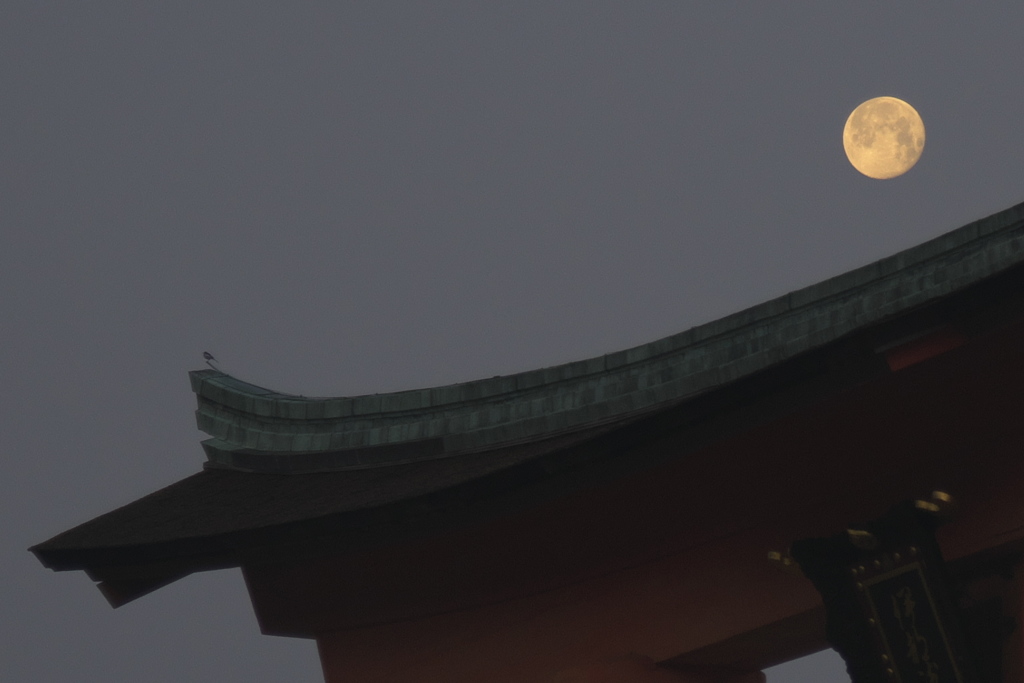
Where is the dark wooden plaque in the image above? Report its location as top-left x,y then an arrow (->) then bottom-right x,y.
791,500 -> 978,683
859,558 -> 963,683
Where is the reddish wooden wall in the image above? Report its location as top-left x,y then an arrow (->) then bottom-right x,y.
244,321 -> 1024,681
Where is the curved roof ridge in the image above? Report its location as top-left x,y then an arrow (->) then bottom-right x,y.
192,200 -> 1024,472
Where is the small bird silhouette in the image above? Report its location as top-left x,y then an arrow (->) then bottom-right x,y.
203,352 -> 220,371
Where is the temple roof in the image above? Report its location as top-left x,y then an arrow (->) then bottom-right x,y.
195,199 -> 1024,474
30,199 -> 1024,604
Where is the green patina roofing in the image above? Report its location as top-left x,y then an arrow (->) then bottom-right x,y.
193,200 -> 1024,473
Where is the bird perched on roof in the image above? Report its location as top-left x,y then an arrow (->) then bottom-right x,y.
203,352 -> 220,371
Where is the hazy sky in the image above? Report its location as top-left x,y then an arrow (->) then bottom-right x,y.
4,3 -> 1023,681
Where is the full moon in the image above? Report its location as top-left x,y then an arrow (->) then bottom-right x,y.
843,96 -> 925,179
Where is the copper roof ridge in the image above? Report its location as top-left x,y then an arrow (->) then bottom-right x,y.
192,200 -> 1024,472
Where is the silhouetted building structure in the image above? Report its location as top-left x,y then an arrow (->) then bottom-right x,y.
32,201 -> 1024,683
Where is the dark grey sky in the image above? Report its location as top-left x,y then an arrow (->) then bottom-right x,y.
3,3 -> 1022,681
